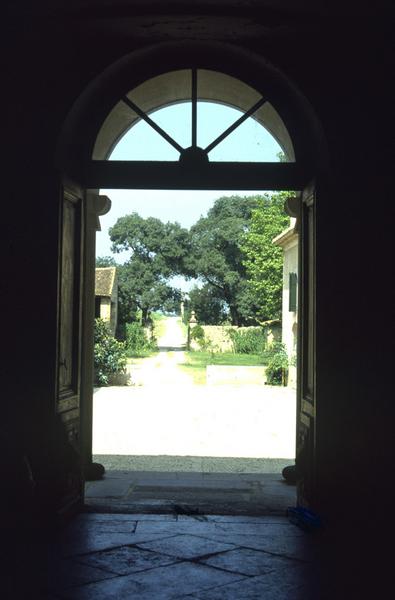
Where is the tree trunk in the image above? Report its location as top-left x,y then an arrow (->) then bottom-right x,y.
229,305 -> 240,326
141,307 -> 150,326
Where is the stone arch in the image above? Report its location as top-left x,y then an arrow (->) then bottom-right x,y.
92,69 -> 295,161
56,41 -> 329,505
56,41 -> 329,181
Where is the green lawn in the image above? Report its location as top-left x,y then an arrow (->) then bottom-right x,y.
179,351 -> 266,384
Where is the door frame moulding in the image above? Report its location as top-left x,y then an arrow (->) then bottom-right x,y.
83,161 -> 310,191
56,40 -> 330,508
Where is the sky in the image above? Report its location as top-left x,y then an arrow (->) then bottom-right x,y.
97,101 -> 283,290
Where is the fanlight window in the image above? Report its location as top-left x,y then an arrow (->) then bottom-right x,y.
93,69 -> 295,165
108,102 -> 284,163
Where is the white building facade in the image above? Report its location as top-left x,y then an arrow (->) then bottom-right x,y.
273,218 -> 298,362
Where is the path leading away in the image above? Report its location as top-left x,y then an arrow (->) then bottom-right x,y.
156,315 -> 187,349
128,317 -> 191,386
93,316 -> 296,459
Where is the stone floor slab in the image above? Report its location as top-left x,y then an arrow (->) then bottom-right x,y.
137,533 -> 236,559
188,520 -> 304,536
123,561 -> 245,598
187,569 -> 316,600
82,512 -> 177,522
200,547 -> 300,576
56,574 -> 143,599
46,558 -> 117,592
195,531 -> 316,561
134,520 -> 221,536
77,544 -> 176,575
59,531 -> 179,558
85,477 -> 133,498
203,514 -> 293,524
57,561 -> 245,600
66,517 -> 137,535
43,513 -> 324,600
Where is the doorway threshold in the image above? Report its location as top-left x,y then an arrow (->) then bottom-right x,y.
84,469 -> 295,516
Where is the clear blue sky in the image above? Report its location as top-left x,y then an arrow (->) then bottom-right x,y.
97,101 -> 282,289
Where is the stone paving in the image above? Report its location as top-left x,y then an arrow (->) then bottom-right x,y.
43,513 -> 322,599
85,470 -> 296,515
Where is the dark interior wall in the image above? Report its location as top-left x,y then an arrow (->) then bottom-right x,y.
3,2 -> 394,526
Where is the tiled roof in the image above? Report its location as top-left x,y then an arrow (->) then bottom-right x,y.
95,267 -> 116,296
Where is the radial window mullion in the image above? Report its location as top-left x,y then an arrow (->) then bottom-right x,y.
205,97 -> 267,154
191,68 -> 198,147
121,96 -> 184,153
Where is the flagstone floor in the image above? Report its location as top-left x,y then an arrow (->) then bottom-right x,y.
43,512 -> 322,599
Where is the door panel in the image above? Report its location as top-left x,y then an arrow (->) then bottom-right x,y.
296,182 -> 316,507
58,196 -> 80,401
58,190 -> 83,409
56,180 -> 84,513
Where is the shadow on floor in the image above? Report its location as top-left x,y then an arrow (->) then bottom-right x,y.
157,346 -> 187,352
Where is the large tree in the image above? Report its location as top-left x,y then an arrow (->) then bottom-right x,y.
240,192 -> 290,322
186,195 -> 260,325
109,213 -> 190,324
186,284 -> 228,325
96,256 -> 117,267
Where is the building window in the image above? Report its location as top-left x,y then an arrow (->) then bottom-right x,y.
289,272 -> 297,312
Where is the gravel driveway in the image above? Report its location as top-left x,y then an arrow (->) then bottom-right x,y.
93,317 -> 296,461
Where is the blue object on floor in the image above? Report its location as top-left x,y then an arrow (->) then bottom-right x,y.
287,506 -> 322,531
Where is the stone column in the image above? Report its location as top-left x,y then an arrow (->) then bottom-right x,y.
187,310 -> 197,350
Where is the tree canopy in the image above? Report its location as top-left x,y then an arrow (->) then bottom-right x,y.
240,192 -> 290,322
96,256 -> 117,267
98,193 -> 290,330
186,196 -> 260,325
109,213 -> 189,325
185,284 -> 228,325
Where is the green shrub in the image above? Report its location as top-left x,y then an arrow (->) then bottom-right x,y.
228,327 -> 267,354
190,324 -> 205,341
125,322 -> 156,356
94,319 -> 127,386
189,325 -> 208,350
264,342 -> 289,385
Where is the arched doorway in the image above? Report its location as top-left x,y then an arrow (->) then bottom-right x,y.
56,41 -> 328,511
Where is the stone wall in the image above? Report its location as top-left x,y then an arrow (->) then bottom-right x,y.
281,237 -> 298,360
189,324 -> 281,352
99,297 -> 111,323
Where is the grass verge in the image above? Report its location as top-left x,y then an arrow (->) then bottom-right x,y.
151,312 -> 167,339
179,351 -> 266,385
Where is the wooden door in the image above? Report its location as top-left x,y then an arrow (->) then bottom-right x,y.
56,180 -> 85,513
296,182 -> 316,507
